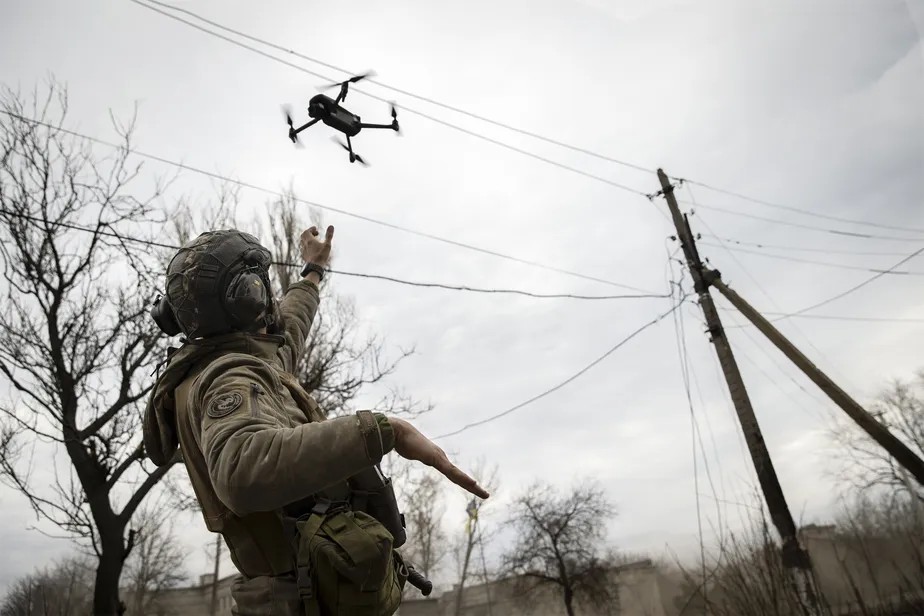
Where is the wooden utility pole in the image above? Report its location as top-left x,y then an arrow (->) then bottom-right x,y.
708,277 -> 924,486
657,169 -> 823,614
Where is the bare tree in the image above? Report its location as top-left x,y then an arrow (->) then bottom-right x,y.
0,80 -> 176,615
401,471 -> 449,583
833,370 -> 924,499
1,556 -> 94,616
121,503 -> 187,615
501,479 -> 619,616
261,186 -> 430,419
451,462 -> 499,615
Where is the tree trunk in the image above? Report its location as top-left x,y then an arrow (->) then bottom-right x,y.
454,530 -> 476,616
94,534 -> 127,616
563,585 -> 575,616
210,535 -> 222,616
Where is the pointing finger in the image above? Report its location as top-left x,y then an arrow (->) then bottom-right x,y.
325,225 -> 335,243
438,459 -> 490,499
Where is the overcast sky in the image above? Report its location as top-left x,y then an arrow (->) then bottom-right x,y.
2,0 -> 923,597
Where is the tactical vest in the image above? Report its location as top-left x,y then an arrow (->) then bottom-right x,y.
174,361 -> 408,615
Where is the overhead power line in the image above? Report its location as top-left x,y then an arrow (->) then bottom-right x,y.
328,270 -> 666,300
139,0 -> 655,176
682,200 -> 924,243
0,109 -> 658,294
720,308 -> 924,324
703,235 -> 910,257
0,207 -> 667,301
698,242 -> 924,276
681,178 -> 924,235
775,244 -> 924,319
129,0 -> 924,248
127,0 -> 652,197
434,298 -> 685,439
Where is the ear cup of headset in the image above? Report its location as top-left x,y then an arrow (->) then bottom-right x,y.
225,271 -> 270,328
150,295 -> 182,337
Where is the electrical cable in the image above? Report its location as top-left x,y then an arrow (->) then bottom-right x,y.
124,0 -> 924,262
127,0 -> 653,198
702,235 -> 910,257
139,0 -> 924,252
0,207 -> 668,301
686,188 -> 851,385
698,242 -> 924,276
721,308 -> 924,324
138,0 -> 656,175
433,297 -> 686,439
667,255 -> 715,606
681,199 -> 924,243
679,178 -> 924,235
718,306 -> 837,427
0,109 -> 657,294
773,244 -> 924,319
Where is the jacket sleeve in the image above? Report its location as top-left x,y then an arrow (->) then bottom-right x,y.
191,355 -> 393,517
275,279 -> 321,374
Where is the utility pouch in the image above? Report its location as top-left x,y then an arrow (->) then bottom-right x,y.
349,466 -> 407,549
294,501 -> 408,616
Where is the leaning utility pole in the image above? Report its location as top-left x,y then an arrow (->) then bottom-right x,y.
657,169 -> 823,614
707,277 -> 924,486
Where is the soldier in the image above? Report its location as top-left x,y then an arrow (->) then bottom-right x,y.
143,226 -> 488,615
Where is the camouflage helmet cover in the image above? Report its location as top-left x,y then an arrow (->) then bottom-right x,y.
165,229 -> 275,338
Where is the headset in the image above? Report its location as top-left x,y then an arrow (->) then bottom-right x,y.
150,246 -> 275,338
150,293 -> 183,337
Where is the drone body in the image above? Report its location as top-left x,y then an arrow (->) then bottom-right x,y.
308,93 -> 363,137
285,72 -> 399,165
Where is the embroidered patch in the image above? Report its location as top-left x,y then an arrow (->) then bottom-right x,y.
207,392 -> 244,418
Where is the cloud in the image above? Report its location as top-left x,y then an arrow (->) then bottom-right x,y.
1,0 -> 922,589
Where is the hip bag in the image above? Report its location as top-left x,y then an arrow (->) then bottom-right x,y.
291,499 -> 408,616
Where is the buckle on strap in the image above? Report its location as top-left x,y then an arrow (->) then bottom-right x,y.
310,499 -> 349,516
296,566 -> 314,599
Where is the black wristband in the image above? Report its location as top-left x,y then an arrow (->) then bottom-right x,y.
300,262 -> 325,280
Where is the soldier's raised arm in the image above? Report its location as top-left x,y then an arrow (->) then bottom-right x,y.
275,225 -> 334,374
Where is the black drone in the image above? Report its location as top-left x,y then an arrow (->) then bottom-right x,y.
284,72 -> 399,165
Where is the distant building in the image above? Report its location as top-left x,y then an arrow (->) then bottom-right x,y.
127,559 -> 683,616
401,559 -> 684,616
122,573 -> 236,616
129,530 -> 924,615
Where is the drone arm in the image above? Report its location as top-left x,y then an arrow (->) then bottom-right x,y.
334,83 -> 349,104
293,117 -> 321,136
359,122 -> 396,130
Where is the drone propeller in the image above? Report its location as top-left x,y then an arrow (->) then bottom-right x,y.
282,105 -> 304,148
332,137 -> 368,166
390,102 -> 400,135
320,70 -> 377,91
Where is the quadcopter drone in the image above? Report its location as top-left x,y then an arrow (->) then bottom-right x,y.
284,72 -> 399,165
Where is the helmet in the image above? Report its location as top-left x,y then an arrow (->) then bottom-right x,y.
150,230 -> 276,338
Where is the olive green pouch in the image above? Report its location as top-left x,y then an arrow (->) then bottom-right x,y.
295,504 -> 408,616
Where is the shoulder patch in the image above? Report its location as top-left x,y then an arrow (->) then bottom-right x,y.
207,392 -> 244,418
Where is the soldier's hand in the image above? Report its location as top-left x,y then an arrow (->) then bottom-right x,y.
300,225 -> 334,266
388,417 -> 490,500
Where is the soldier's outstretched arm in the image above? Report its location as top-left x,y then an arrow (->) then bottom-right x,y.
191,352 -> 390,516
276,226 -> 334,373
388,417 -> 490,500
